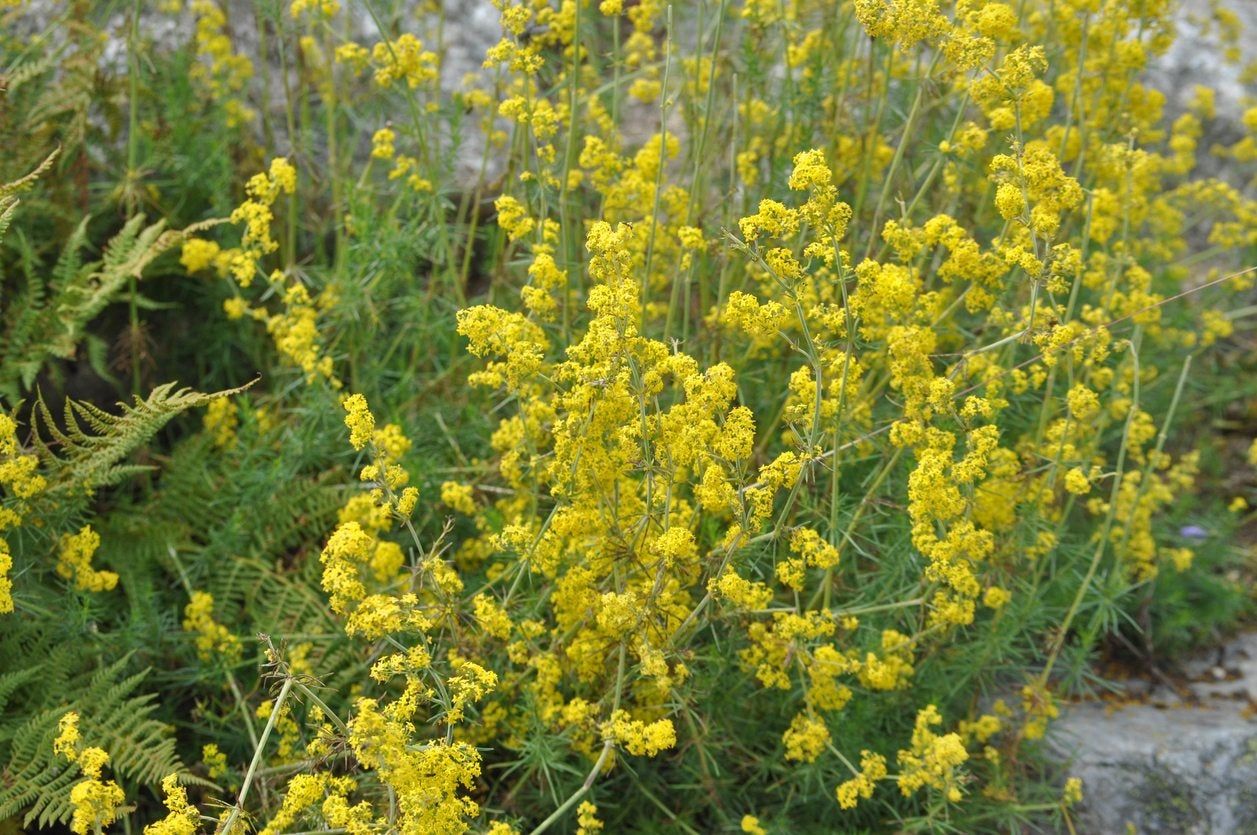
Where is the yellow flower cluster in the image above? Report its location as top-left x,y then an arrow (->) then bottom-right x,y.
603,709 -> 677,757
0,409 -> 46,613
233,158 -> 297,267
835,749 -> 888,809
56,525 -> 117,593
896,705 -> 969,802
372,33 -> 438,90
741,814 -> 767,835
575,801 -> 602,835
189,0 -> 255,127
182,590 -> 242,663
201,743 -> 227,780
289,0 -> 338,20
0,411 -> 44,518
54,712 -> 127,835
782,712 -> 830,763
202,397 -> 238,449
258,773 -> 361,835
341,393 -> 374,450
440,481 -> 476,515
144,775 -> 200,835
183,160 -> 340,387
263,388 -> 507,830
182,158 -> 295,288
0,538 -> 11,615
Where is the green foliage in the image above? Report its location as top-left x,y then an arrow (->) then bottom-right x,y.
0,1 -> 1253,834
0,211 -> 215,397
32,381 -> 252,496
0,651 -> 187,830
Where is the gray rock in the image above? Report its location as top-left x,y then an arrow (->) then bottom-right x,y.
1148,0 -> 1257,127
1050,633 -> 1257,834
12,0 -> 1254,193
1146,0 -> 1257,186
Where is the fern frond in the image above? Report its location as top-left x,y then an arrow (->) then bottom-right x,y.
48,216 -> 90,296
0,667 -> 41,715
1,210 -> 224,394
0,150 -> 58,248
0,655 -> 186,829
0,718 -> 78,829
0,195 -> 16,243
0,149 -> 59,201
23,58 -> 92,161
34,381 -> 254,496
2,215 -> 160,390
1,49 -> 60,95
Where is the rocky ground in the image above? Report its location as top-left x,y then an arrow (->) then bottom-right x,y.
17,0 -> 1257,188
1051,632 -> 1257,834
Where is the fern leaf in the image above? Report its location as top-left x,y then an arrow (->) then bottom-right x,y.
0,150 -> 58,249
48,216 -> 90,296
34,380 -> 255,496
0,667 -> 40,715
0,195 -> 16,243
0,654 -> 186,829
0,149 -> 59,201
42,215 -> 165,368
0,210 -> 224,394
1,49 -> 60,95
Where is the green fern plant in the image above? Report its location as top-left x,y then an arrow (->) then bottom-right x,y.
0,212 -> 222,398
0,14 -> 108,187
32,381 -> 252,499
0,651 -> 191,830
0,385 -> 252,830
1,146 -> 229,400
0,150 -> 58,243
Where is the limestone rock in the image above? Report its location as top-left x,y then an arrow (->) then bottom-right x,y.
1050,633 -> 1257,834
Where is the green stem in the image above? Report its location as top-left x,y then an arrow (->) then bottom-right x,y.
221,676 -> 294,835
528,643 -> 627,835
644,5 -> 674,307
126,0 -> 143,394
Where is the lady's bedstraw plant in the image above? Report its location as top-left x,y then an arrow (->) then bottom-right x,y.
0,410 -> 46,613
168,0 -> 1251,830
4,0 -> 1254,832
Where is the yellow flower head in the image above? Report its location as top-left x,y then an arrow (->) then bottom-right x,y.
55,712 -> 81,761
56,526 -> 117,594
341,393 -> 376,451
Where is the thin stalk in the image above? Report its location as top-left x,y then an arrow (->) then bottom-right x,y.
360,0 -> 458,288
527,643 -> 627,835
221,677 -> 295,835
1037,330 -> 1149,687
555,0 -> 583,284
126,0 -> 142,394
643,5 -> 675,303
526,741 -> 614,835
864,56 -> 934,260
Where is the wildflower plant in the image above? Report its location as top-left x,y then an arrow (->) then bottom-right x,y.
0,0 -> 1254,833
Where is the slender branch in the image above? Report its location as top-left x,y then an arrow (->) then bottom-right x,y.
219,677 -> 295,835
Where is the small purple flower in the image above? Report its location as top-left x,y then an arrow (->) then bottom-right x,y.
1179,525 -> 1209,541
